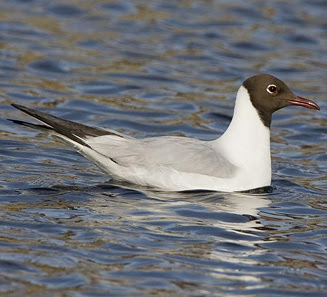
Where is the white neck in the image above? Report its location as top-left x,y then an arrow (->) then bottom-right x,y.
213,85 -> 271,188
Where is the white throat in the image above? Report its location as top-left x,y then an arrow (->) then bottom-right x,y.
213,85 -> 272,189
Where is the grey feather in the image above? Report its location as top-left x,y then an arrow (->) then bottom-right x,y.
87,135 -> 237,178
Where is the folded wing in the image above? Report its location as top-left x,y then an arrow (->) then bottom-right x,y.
87,135 -> 237,178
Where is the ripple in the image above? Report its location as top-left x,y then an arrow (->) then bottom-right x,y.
106,73 -> 183,84
28,60 -> 70,74
1,0 -> 327,296
100,2 -> 136,14
75,80 -> 141,95
48,4 -> 85,17
29,273 -> 88,289
0,21 -> 47,38
286,34 -> 319,45
227,6 -> 264,20
232,41 -> 270,52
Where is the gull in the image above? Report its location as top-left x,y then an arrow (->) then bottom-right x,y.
10,74 -> 320,192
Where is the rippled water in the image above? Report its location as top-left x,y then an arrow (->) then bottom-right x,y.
1,0 -> 327,296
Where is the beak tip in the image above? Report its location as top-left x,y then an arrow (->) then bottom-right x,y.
289,96 -> 320,111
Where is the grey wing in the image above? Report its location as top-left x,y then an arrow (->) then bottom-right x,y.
87,136 -> 237,178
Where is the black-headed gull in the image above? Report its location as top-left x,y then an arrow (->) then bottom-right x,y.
11,74 -> 320,192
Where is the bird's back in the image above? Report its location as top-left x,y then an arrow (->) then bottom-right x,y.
87,135 -> 237,179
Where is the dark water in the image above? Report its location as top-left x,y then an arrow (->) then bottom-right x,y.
1,0 -> 327,296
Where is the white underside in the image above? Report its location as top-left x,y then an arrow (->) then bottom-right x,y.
52,86 -> 272,192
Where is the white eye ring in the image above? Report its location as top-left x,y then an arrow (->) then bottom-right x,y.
266,84 -> 278,94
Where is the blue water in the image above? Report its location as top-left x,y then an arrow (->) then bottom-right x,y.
0,0 -> 327,296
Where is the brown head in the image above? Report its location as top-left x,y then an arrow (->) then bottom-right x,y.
243,74 -> 320,127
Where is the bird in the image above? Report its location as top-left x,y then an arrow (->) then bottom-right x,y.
10,74 -> 320,192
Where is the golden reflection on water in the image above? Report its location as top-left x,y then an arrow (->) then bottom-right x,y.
0,0 -> 326,295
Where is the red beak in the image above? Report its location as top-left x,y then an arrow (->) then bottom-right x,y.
288,96 -> 320,110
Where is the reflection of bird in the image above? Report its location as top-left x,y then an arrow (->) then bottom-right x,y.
11,74 -> 319,192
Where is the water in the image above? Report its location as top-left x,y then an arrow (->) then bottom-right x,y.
0,0 -> 327,296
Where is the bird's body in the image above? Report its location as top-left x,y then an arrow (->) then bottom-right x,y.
10,74 -> 320,192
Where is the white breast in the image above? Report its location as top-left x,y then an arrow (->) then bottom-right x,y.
212,85 -> 272,190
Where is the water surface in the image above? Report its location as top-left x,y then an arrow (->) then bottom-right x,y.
0,0 -> 327,296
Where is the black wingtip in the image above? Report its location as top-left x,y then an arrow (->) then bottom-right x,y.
11,103 -> 34,114
10,103 -> 119,145
8,118 -> 23,124
8,118 -> 53,131
11,103 -> 23,109
7,119 -> 53,132
11,103 -> 55,124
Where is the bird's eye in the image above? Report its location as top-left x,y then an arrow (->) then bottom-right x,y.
266,84 -> 278,94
